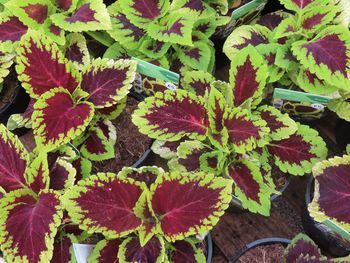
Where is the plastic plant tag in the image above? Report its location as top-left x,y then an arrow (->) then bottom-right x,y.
231,0 -> 267,21
73,243 -> 96,263
132,57 -> 179,84
272,88 -> 332,119
273,88 -> 331,104
323,219 -> 350,243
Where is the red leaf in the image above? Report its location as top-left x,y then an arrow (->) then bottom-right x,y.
91,239 -> 121,263
64,175 -> 143,237
302,34 -> 347,77
267,135 -> 316,165
81,59 -> 135,108
51,236 -> 73,263
151,174 -> 226,240
121,236 -> 163,262
0,16 -> 27,42
0,125 -> 28,192
65,3 -> 97,23
55,0 -> 73,11
316,162 -> 350,225
33,88 -> 94,149
228,163 -> 260,203
17,34 -> 80,98
170,240 -> 201,263
0,190 -> 62,263
23,4 -> 48,24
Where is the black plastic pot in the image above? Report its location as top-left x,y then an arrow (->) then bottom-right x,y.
206,232 -> 213,263
227,173 -> 292,213
0,84 -> 30,126
230,237 -> 291,262
335,118 -> 350,151
302,176 -> 350,257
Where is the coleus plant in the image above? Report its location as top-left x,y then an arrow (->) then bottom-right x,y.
0,124 -> 81,262
284,233 -> 350,262
132,46 -> 328,216
13,31 -> 137,156
105,0 -> 229,73
308,155 -> 350,240
63,166 -> 232,262
0,0 -> 111,51
223,0 -> 350,95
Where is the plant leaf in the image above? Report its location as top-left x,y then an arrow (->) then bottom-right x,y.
139,37 -> 171,59
169,239 -> 206,263
88,239 -> 121,263
300,7 -> 336,34
257,105 -> 297,141
328,97 -> 350,122
223,107 -> 269,153
267,124 -> 327,175
118,236 -> 165,263
51,235 -> 74,263
147,10 -> 195,46
0,189 -> 62,263
223,25 -> 270,60
49,159 -> 76,192
5,0 -> 54,29
255,11 -> 288,30
53,0 -> 78,12
25,153 -> 50,193
32,87 -> 94,150
107,2 -> 146,50
284,233 -> 322,262
181,70 -> 214,97
119,0 -> 170,28
132,90 -> 208,141
228,45 -> 268,108
63,173 -> 144,238
169,140 -> 210,172
151,140 -> 181,160
7,99 -> 35,131
0,124 -> 28,192
279,0 -> 328,13
227,160 -> 271,216
150,172 -> 232,241
96,96 -> 127,120
119,166 -> 162,188
0,12 -> 28,52
16,31 -> 81,99
296,67 -> 338,95
80,120 -> 116,161
309,155 -> 350,231
64,33 -> 90,67
81,58 -> 137,108
51,0 -> 112,32
291,26 -> 350,89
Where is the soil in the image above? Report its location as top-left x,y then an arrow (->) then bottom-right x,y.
0,68 -> 17,110
270,164 -> 288,191
91,97 -> 152,174
236,244 -> 285,263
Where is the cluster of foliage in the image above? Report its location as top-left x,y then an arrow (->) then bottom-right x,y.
0,124 -> 81,262
284,233 -> 350,262
223,0 -> 350,119
132,46 -> 328,216
103,0 -> 232,74
64,166 -> 232,262
7,30 -> 138,166
308,154 -> 350,238
0,0 -> 111,50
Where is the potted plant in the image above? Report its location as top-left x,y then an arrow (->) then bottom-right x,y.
304,154 -> 350,257
10,31 -> 152,173
0,124 -> 82,262
131,46 -> 327,216
223,0 -> 350,120
62,166 -> 233,262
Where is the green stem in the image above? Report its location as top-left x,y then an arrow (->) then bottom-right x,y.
86,31 -> 115,47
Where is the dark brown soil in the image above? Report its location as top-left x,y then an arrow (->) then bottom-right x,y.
271,164 -> 288,191
91,97 -> 152,174
0,68 -> 17,110
237,244 -> 285,263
